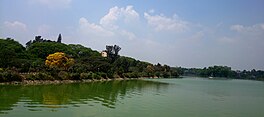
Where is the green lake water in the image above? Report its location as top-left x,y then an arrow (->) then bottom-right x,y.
1,78 -> 264,117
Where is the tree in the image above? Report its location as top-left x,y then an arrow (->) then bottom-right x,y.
25,40 -> 32,48
57,34 -> 62,43
27,42 -> 76,59
0,38 -> 28,68
113,45 -> 121,56
105,45 -> 121,61
45,52 -> 74,70
68,44 -> 100,58
145,65 -> 155,77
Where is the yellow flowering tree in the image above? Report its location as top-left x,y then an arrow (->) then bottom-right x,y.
45,52 -> 74,70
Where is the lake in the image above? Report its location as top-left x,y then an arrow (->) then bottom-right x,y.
1,78 -> 264,117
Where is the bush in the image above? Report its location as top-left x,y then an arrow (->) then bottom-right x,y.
0,68 -> 4,72
107,72 -> 114,79
139,72 -> 148,77
37,72 -> 54,80
155,72 -> 161,78
171,71 -> 179,78
0,71 -> 23,82
0,72 -> 6,82
97,72 -> 107,79
131,72 -> 139,78
92,73 -> 101,80
27,74 -> 37,80
26,72 -> 54,80
123,73 -> 132,78
58,71 -> 70,80
70,73 -> 80,80
80,72 -> 93,80
122,72 -> 139,78
162,72 -> 171,78
113,74 -> 120,79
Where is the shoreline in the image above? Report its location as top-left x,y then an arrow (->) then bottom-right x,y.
0,77 -> 148,85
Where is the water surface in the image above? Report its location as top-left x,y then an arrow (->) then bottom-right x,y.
1,78 -> 264,117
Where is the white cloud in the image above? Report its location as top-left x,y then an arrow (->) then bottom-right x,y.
78,6 -> 140,42
218,37 -> 236,44
230,24 -> 244,32
148,9 -> 155,14
100,5 -> 139,29
119,30 -> 136,40
28,0 -> 72,9
144,12 -> 188,32
1,21 -> 31,45
78,17 -> 114,37
230,23 -> 264,33
4,21 -> 27,31
261,24 -> 264,30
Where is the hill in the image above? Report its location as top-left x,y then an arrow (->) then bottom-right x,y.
0,37 -> 179,82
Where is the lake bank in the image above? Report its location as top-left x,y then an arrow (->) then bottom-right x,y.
0,77 -> 158,85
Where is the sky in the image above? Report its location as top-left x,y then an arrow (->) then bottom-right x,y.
0,0 -> 264,70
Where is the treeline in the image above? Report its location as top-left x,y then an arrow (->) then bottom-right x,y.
0,37 -> 179,82
180,66 -> 264,80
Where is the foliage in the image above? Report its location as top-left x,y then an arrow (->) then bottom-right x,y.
0,70 -> 23,82
70,73 -> 81,80
105,45 -> 121,61
0,38 -> 29,68
80,72 -> 93,80
180,66 -> 264,80
45,52 -> 74,70
57,34 -> 62,43
27,42 -> 76,59
26,72 -> 54,81
0,37 -> 184,82
58,71 -> 70,80
68,44 -> 100,58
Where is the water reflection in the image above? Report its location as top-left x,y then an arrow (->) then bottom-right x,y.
0,80 -> 169,114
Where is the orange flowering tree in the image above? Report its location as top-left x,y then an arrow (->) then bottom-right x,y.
45,52 -> 74,70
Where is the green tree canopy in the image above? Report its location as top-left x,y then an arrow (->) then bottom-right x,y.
0,38 -> 29,68
27,42 -> 76,59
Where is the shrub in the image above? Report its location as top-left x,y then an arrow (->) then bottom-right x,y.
0,72 -> 6,82
58,71 -> 69,80
27,74 -> 37,80
131,72 -> 139,78
155,72 -> 161,78
162,72 -> 171,78
37,72 -> 54,80
0,68 -> 4,72
92,73 -> 101,80
113,74 -> 120,79
26,73 -> 54,81
0,71 -> 23,82
80,72 -> 93,80
98,72 -> 107,79
107,72 -> 114,79
70,73 -> 80,80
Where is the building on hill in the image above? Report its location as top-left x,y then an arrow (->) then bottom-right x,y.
101,50 -> 107,57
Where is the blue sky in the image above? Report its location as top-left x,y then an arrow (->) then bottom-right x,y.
1,0 -> 264,70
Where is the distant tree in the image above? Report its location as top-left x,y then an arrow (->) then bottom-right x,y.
27,42 -> 76,59
113,45 -> 121,56
163,64 -> 170,72
57,34 -> 62,43
0,38 -> 28,68
105,45 -> 121,61
68,44 -> 100,58
145,65 -> 155,77
34,36 -> 43,43
25,40 -> 32,48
